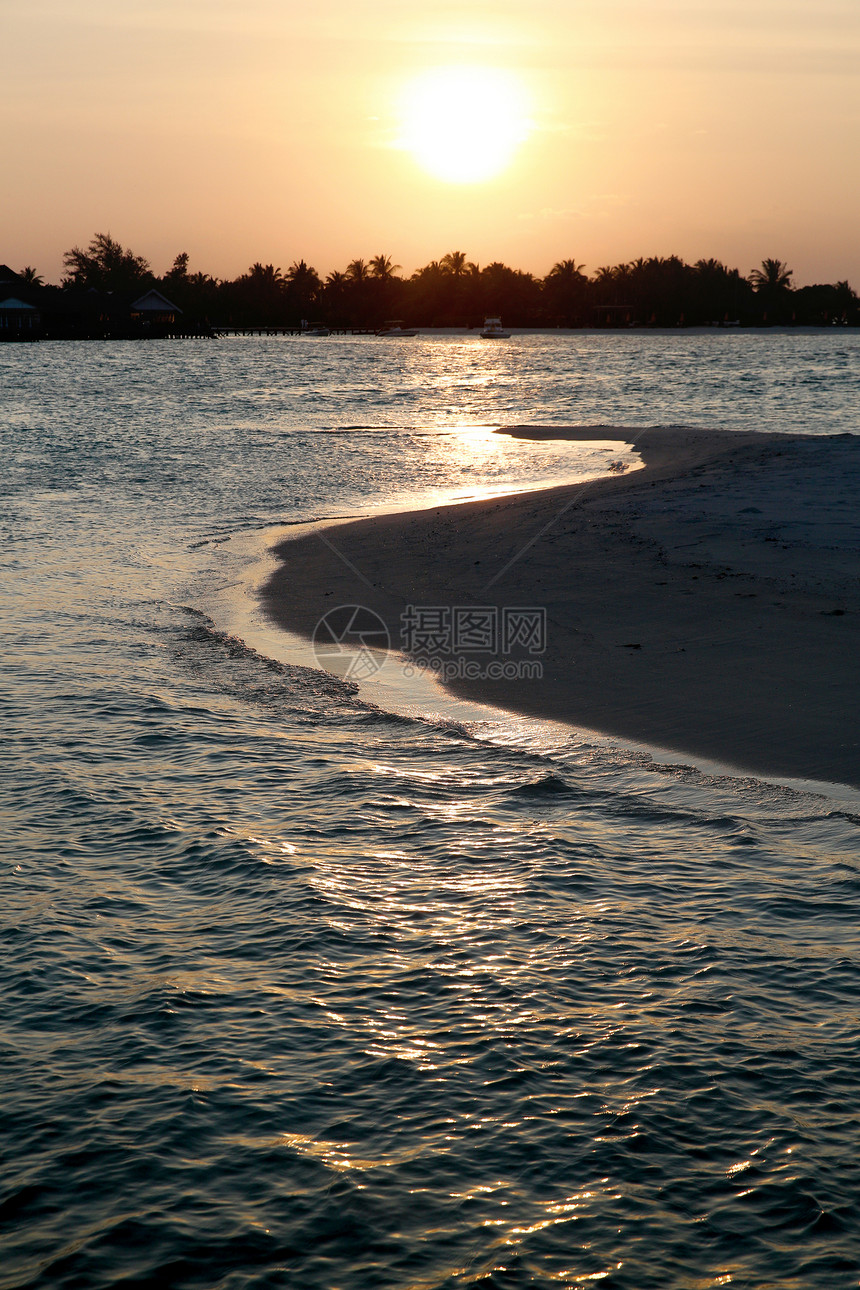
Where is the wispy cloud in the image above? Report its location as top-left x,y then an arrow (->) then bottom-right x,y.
517,195 -> 631,225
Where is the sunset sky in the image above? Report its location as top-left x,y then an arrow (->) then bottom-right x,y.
5,0 -> 859,285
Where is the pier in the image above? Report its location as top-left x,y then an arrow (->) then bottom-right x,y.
214,325 -> 380,337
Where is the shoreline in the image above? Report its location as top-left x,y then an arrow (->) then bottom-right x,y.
262,426 -> 860,789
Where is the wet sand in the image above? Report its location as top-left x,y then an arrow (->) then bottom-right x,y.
263,426 -> 860,788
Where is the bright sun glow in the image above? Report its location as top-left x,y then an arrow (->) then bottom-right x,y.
400,66 -> 530,184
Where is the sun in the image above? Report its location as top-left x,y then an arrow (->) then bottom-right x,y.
399,66 -> 531,184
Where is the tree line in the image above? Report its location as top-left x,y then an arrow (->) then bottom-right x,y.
24,234 -> 860,329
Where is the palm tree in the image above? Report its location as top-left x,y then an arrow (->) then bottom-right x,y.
243,262 -> 284,288
286,261 -> 322,318
323,270 -> 348,321
692,258 -> 746,323
547,259 -> 587,281
19,266 -> 43,285
233,263 -> 286,325
543,259 -> 589,325
346,259 -> 369,284
593,265 -> 620,303
750,259 -> 793,292
695,257 -> 725,277
369,254 -> 400,281
287,260 -> 321,289
441,250 -> 468,277
410,260 -> 442,282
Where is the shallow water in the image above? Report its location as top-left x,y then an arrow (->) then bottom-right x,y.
2,332 -> 860,1289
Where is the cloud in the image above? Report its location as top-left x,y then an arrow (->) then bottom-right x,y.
518,195 -> 631,224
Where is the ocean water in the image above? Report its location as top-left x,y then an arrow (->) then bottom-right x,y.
2,331 -> 860,1290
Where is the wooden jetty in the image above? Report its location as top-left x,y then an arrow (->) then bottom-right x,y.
214,325 -> 379,337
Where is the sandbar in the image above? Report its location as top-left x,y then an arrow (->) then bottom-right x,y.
263,426 -> 860,788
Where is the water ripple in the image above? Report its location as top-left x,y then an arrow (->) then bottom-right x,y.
3,335 -> 860,1288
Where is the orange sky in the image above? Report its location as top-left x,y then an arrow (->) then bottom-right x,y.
4,0 -> 859,285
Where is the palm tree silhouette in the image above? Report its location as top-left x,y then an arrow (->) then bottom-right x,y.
323,270 -> 348,320
19,266 -> 44,286
245,263 -> 285,287
369,254 -> 400,280
750,259 -> 793,291
441,250 -> 468,277
287,260 -> 321,292
286,261 -> 322,316
547,259 -> 587,282
544,259 -> 589,325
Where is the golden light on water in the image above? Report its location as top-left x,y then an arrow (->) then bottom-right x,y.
399,66 -> 531,183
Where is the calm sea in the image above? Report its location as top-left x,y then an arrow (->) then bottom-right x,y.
3,331 -> 860,1290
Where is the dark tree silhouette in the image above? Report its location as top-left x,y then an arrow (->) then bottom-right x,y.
165,252 -> 190,282
46,234 -> 857,330
406,251 -> 483,323
287,260 -> 320,290
62,233 -> 152,293
320,270 -> 348,324
440,250 -> 469,278
750,259 -> 793,292
245,262 -> 285,288
223,262 -> 287,325
361,255 -> 405,324
158,253 -> 219,322
341,259 -> 378,324
369,254 -> 400,280
548,259 -> 586,279
693,258 -> 750,323
543,259 -> 589,325
286,260 -> 323,319
793,279 -> 857,325
478,262 -> 541,323
749,259 -> 794,323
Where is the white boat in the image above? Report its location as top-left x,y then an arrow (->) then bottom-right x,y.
302,322 -> 330,337
480,317 -> 510,338
376,320 -> 418,337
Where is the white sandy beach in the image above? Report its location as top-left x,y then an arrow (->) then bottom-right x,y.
264,426 -> 860,788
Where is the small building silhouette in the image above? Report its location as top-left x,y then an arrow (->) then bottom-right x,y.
0,265 -> 190,339
130,289 -> 182,325
0,295 -> 40,336
0,266 -> 41,338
